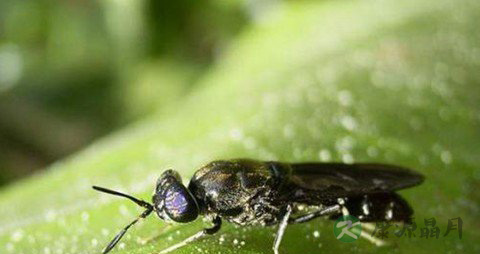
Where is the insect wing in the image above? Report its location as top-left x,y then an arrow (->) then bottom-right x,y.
287,163 -> 424,197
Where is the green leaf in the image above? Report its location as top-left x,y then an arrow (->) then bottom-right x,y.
1,0 -> 479,253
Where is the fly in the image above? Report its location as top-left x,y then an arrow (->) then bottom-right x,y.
93,159 -> 424,254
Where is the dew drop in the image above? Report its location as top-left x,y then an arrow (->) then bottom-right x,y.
45,210 -> 57,222
342,153 -> 354,164
11,230 -> 24,242
441,150 -> 452,164
229,128 -> 244,140
340,115 -> 357,131
313,231 -> 320,238
81,212 -> 89,222
283,125 -> 295,139
119,205 -> 129,216
335,136 -> 355,153
338,90 -> 353,106
101,228 -> 109,236
6,243 -> 14,252
318,149 -> 332,161
409,118 -> 423,130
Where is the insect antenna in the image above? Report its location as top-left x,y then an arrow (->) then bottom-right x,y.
92,186 -> 153,210
92,186 -> 154,254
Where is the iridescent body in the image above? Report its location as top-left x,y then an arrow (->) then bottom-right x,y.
93,159 -> 424,254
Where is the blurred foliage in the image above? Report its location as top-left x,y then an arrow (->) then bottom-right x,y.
0,0 -> 248,185
0,0 -> 479,254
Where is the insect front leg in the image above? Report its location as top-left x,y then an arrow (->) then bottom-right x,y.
158,216 -> 222,254
272,205 -> 292,254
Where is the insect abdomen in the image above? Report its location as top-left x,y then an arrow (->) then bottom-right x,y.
334,193 -> 414,223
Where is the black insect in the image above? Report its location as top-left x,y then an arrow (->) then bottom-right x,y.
93,159 -> 424,254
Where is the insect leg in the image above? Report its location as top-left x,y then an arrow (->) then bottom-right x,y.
358,223 -> 387,246
158,216 -> 222,254
288,204 -> 341,224
102,208 -> 153,254
273,205 -> 292,254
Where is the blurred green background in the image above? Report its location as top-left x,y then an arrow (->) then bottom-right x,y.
0,0 -> 248,185
1,0 -> 479,254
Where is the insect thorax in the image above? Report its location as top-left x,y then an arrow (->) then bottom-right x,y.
188,160 -> 284,226
224,190 -> 283,226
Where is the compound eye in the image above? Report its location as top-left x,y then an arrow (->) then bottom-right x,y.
164,184 -> 198,223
